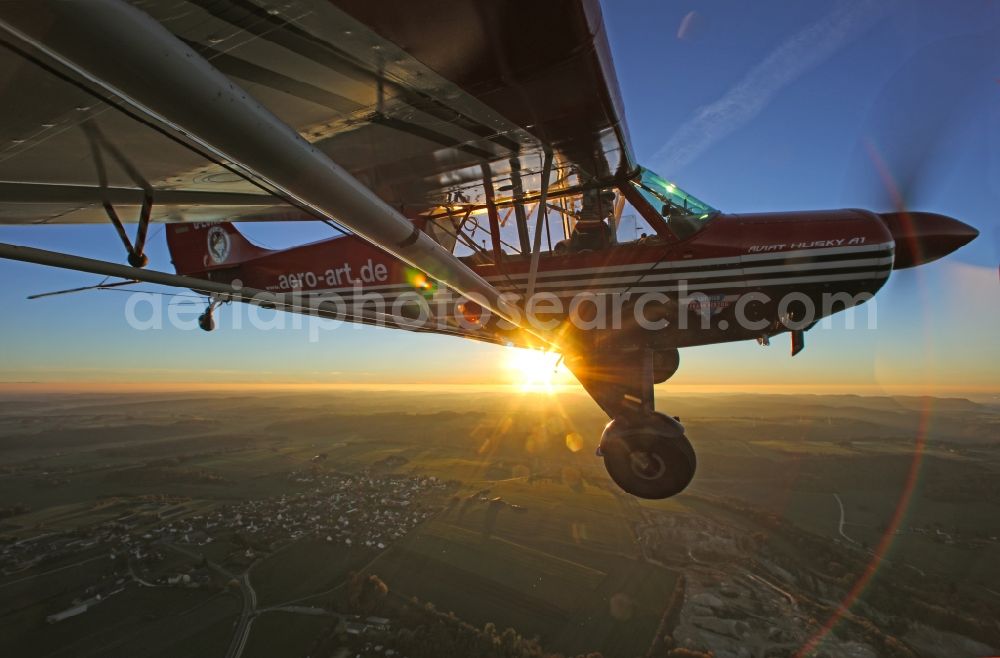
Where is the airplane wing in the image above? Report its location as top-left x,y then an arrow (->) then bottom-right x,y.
0,242 -> 507,345
0,0 -> 634,225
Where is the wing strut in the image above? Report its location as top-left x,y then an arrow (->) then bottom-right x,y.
525,150 -> 554,300
84,120 -> 153,266
509,158 -> 533,255
0,242 -> 499,343
0,0 -> 535,341
481,163 -> 505,265
101,192 -> 152,268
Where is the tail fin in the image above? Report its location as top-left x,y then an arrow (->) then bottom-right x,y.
166,222 -> 270,275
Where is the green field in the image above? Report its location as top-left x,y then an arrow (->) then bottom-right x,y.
242,612 -> 333,658
2,391 -> 998,657
251,539 -> 377,607
361,479 -> 678,658
0,586 -> 239,658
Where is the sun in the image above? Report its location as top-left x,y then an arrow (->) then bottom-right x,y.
503,347 -> 568,392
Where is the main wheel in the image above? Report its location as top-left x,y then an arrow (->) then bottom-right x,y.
198,312 -> 215,332
600,413 -> 696,499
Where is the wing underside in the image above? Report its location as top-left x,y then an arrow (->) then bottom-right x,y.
0,0 -> 634,225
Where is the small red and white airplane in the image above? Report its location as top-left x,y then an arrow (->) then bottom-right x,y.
0,0 -> 978,498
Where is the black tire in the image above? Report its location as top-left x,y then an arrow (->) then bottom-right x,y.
601,415 -> 696,499
198,313 -> 215,332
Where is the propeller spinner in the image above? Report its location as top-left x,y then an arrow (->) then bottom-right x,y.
878,211 -> 979,269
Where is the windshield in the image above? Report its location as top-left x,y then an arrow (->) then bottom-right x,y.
631,167 -> 718,239
632,167 -> 717,218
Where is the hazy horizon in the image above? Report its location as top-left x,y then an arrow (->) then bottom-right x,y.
1,383 -> 998,405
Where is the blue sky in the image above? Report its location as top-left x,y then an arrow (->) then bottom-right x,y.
0,0 -> 997,395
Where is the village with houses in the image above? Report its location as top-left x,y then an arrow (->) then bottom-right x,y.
1,467 -> 454,632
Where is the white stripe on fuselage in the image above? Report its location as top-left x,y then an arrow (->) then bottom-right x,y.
288,241 -> 894,296
521,255 -> 893,291
483,241 -> 894,282
300,268 -> 891,304
499,270 -> 891,298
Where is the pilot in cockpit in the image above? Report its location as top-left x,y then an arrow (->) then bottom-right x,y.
567,189 -> 616,253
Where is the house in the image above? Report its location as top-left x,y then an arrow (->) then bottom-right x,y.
366,616 -> 390,630
344,621 -> 367,635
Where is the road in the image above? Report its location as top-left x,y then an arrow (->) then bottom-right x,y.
833,493 -> 858,545
162,544 -> 256,658
167,542 -> 333,658
258,605 -> 336,616
744,572 -> 797,607
226,573 -> 258,658
831,494 -> 924,578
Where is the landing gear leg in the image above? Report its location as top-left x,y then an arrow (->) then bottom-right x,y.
567,348 -> 696,499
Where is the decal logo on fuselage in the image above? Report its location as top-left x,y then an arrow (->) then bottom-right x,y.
207,226 -> 231,264
747,236 -> 868,253
686,294 -> 737,316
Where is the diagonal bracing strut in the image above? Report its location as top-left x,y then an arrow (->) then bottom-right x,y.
84,120 -> 154,267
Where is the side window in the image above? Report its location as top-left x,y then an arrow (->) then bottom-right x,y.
418,168 -> 718,258
615,210 -> 664,244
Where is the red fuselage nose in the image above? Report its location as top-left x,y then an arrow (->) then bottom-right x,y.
878,211 -> 979,269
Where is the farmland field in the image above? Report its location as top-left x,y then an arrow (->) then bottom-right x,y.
1,390 -> 998,657
361,480 -> 679,658
251,539 -> 376,607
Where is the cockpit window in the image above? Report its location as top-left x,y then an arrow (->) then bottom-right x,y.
632,167 -> 717,218
630,167 -> 718,240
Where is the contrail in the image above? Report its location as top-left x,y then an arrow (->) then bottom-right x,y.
653,0 -> 890,175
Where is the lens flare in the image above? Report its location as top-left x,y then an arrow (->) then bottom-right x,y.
795,187 -> 936,655
404,267 -> 437,298
565,431 -> 584,452
503,347 -> 567,392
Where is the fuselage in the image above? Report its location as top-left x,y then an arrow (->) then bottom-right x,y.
172,209 -> 899,351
